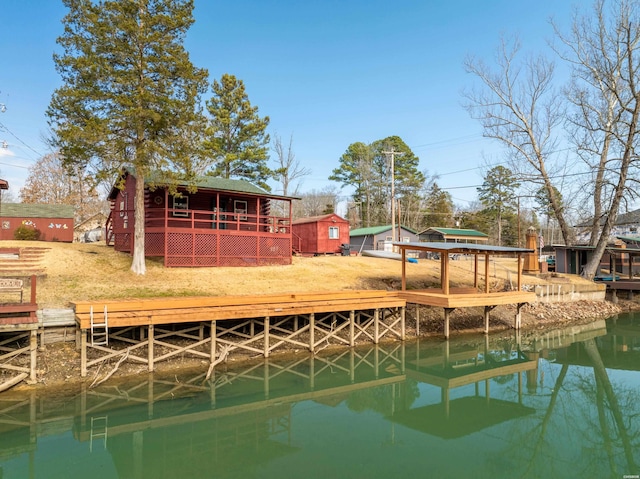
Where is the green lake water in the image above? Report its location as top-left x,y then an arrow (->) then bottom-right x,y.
0,312 -> 639,479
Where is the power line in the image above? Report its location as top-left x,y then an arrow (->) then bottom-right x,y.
0,121 -> 43,158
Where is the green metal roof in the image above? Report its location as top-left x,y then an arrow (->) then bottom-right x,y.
420,227 -> 488,238
0,203 -> 75,218
350,224 -> 418,237
145,171 -> 270,196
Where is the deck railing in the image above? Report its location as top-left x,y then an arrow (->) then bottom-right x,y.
110,207 -> 293,267
143,207 -> 291,234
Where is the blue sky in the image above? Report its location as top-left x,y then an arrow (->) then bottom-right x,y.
0,0 -> 578,207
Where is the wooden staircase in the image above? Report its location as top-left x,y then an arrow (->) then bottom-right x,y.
0,247 -> 49,276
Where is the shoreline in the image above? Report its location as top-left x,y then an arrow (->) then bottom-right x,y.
6,296 -> 636,395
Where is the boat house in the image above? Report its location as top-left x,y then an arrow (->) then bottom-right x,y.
107,170 -> 297,267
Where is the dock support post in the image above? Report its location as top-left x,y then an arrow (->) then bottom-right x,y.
401,307 -> 406,340
484,306 -> 491,334
515,303 -> 523,330
81,329 -> 87,377
264,316 -> 270,358
309,313 -> 315,353
374,309 -> 380,344
349,311 -> 355,347
29,329 -> 37,383
148,324 -> 154,372
415,304 -> 420,337
444,308 -> 454,339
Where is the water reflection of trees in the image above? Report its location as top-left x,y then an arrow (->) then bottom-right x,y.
498,337 -> 640,478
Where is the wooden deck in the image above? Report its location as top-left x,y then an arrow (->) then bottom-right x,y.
394,242 -> 537,337
72,291 -> 407,377
72,290 -> 405,329
398,288 -> 535,308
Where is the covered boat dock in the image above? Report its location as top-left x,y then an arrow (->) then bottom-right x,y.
393,242 -> 537,337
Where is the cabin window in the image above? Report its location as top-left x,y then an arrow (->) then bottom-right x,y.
402,236 -> 410,242
172,196 -> 189,217
234,200 -> 248,221
329,226 -> 339,239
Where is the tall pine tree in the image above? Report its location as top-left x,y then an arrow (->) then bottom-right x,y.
48,0 -> 208,274
204,74 -> 271,189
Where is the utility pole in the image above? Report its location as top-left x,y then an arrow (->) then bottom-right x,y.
383,148 -> 404,243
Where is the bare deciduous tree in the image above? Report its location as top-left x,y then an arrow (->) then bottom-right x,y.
295,186 -> 340,218
463,36 -> 575,246
272,133 -> 310,196
20,152 -> 107,222
554,0 -> 640,278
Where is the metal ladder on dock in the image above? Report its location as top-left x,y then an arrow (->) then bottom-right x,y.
90,416 -> 108,451
90,305 -> 109,346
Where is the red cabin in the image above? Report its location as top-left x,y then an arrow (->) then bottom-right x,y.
292,214 -> 350,255
107,170 -> 297,267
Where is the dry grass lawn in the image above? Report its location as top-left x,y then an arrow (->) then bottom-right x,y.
0,240 -> 563,309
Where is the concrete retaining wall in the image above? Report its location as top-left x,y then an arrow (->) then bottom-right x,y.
533,282 -> 606,303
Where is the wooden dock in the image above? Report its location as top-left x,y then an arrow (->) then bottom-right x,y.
394,242 -> 537,337
71,290 -> 408,377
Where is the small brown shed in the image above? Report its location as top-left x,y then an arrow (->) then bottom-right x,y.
292,214 -> 350,255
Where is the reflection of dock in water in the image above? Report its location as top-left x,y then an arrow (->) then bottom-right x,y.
0,318 -> 627,472
391,340 -> 538,438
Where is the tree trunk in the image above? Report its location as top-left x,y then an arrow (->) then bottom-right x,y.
131,167 -> 147,275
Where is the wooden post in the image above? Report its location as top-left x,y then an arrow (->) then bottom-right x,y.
81,329 -> 87,377
29,275 -> 36,304
515,303 -> 523,330
29,329 -> 37,382
401,248 -> 407,290
484,253 -> 490,293
148,324 -> 154,372
444,308 -> 454,339
309,313 -> 315,353
349,311 -> 355,347
415,304 -> 420,337
474,254 -> 479,289
374,309 -> 379,344
400,307 -> 406,340
441,254 -> 450,295
264,316 -> 270,358
484,306 -> 491,334
517,254 -> 523,291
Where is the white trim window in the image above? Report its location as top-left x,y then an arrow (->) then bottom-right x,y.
172,196 -> 189,217
234,200 -> 248,221
329,226 -> 339,239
